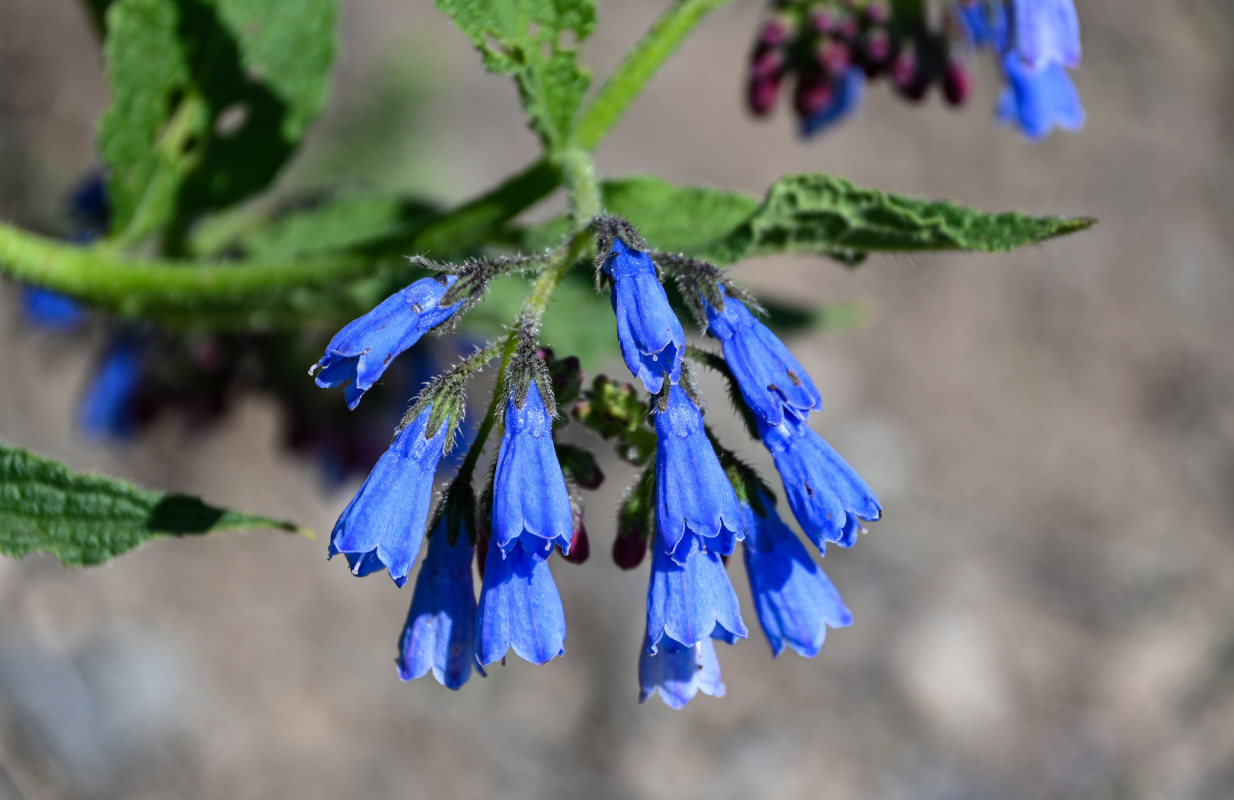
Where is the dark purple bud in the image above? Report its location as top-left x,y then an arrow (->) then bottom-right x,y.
612,532 -> 648,571
942,58 -> 972,106
891,52 -> 929,102
757,16 -> 791,48
750,49 -> 785,80
817,39 -> 851,75
811,9 -> 838,34
864,1 -> 890,25
747,76 -> 782,116
793,74 -> 836,119
562,517 -> 590,565
859,30 -> 893,74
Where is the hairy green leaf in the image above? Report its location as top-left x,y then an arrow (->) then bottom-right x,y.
100,0 -> 336,243
710,173 -> 1096,262
0,444 -> 303,567
523,172 -> 1093,262
233,193 -> 440,260
434,0 -> 596,150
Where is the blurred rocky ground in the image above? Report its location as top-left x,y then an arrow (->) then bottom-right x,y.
1,1 -> 1232,798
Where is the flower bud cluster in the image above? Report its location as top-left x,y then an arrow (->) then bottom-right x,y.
747,0 -> 970,136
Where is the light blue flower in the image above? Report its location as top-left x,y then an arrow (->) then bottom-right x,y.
742,498 -> 852,657
654,384 -> 744,564
329,405 -> 452,586
603,238 -> 685,394
997,52 -> 1084,139
475,534 -> 567,666
397,520 -> 478,690
760,414 -> 880,553
638,633 -> 725,709
314,275 -> 462,409
491,383 -> 573,555
702,287 -> 821,426
646,535 -> 747,653
1011,0 -> 1080,70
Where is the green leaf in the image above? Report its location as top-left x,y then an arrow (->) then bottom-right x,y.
709,173 -> 1096,263
522,173 -> 1093,263
100,0 -> 337,244
434,0 -> 596,150
0,444 -> 304,567
229,192 -> 439,260
519,174 -> 761,252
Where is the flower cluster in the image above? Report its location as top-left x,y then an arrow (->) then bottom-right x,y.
957,0 -> 1084,139
746,0 -> 1083,140
317,218 -> 880,709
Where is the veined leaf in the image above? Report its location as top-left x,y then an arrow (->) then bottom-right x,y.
521,173 -> 1093,263
710,173 -> 1095,262
100,0 -> 337,243
0,444 -> 304,567
434,0 -> 596,151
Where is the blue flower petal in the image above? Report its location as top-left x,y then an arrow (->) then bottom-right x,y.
491,383 -> 574,554
654,384 -> 744,564
703,289 -> 821,425
79,334 -> 147,439
315,275 -> 462,409
1013,0 -> 1081,70
742,500 -> 852,658
476,535 -> 567,666
397,521 -> 478,690
638,634 -> 725,709
329,406 -> 451,585
646,535 -> 747,652
997,55 -> 1084,140
760,415 -> 880,553
603,239 -> 685,394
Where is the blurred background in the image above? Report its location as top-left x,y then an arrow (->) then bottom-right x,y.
2,1 -> 1233,798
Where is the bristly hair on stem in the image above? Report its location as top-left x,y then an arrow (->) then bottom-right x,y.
706,425 -> 775,515
406,253 -> 552,332
590,215 -> 648,291
503,314 -> 557,417
399,337 -> 504,447
652,251 -> 764,331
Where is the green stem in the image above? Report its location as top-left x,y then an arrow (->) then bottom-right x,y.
0,1 -> 730,325
574,0 -> 738,150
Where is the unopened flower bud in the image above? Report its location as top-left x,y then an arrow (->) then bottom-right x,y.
747,75 -> 782,116
793,74 -> 836,119
562,516 -> 590,565
818,39 -> 851,76
942,57 -> 972,106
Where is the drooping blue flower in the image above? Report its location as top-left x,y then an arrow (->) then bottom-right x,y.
741,498 -> 852,658
79,334 -> 147,439
801,67 -> 865,138
997,53 -> 1084,139
314,275 -> 462,409
646,535 -> 747,653
23,288 -> 86,330
702,287 -> 821,426
491,382 -> 573,555
1011,0 -> 1080,70
638,633 -> 725,709
475,534 -> 567,666
397,520 -> 478,690
956,0 -> 1007,50
654,384 -> 744,564
603,238 -> 685,394
759,414 -> 880,553
329,405 -> 452,586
